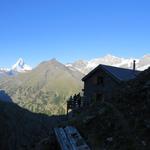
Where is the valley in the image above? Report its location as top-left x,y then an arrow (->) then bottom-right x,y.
0,54 -> 149,115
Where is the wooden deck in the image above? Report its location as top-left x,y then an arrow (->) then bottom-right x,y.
54,126 -> 90,150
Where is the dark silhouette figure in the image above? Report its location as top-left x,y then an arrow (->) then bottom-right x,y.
67,96 -> 73,115
73,94 -> 77,108
77,93 -> 81,108
67,93 -> 83,115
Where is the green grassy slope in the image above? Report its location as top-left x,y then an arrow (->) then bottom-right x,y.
0,59 -> 84,115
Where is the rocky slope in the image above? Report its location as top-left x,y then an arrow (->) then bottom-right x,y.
0,59 -> 83,115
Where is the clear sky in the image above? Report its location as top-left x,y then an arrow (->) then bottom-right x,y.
0,0 -> 150,68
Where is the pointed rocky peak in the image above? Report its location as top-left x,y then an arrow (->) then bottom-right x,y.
49,58 -> 61,64
12,58 -> 32,73
36,58 -> 67,73
17,58 -> 24,66
39,58 -> 63,66
50,58 -> 57,62
73,59 -> 88,65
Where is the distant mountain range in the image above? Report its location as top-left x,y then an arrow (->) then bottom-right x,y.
0,54 -> 149,77
66,54 -> 150,74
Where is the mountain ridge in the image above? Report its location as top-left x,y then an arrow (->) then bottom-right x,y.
66,54 -> 150,74
0,54 -> 149,77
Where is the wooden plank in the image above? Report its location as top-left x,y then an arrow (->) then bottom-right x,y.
54,126 -> 90,150
64,127 -> 78,150
54,128 -> 72,150
64,126 -> 91,150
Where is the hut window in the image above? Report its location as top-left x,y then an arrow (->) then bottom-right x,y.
97,76 -> 104,85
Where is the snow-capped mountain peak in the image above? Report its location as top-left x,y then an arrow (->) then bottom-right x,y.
12,58 -> 32,73
14,58 -> 24,67
66,54 -> 150,74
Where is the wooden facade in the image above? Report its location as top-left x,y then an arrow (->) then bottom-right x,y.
82,67 -> 119,105
82,64 -> 141,105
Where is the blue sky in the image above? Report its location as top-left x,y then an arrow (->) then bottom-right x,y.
0,0 -> 150,68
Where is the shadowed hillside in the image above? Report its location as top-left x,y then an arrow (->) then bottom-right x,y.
0,90 -> 12,102
0,100 -> 66,150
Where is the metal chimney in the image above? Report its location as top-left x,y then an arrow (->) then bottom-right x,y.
133,60 -> 136,71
